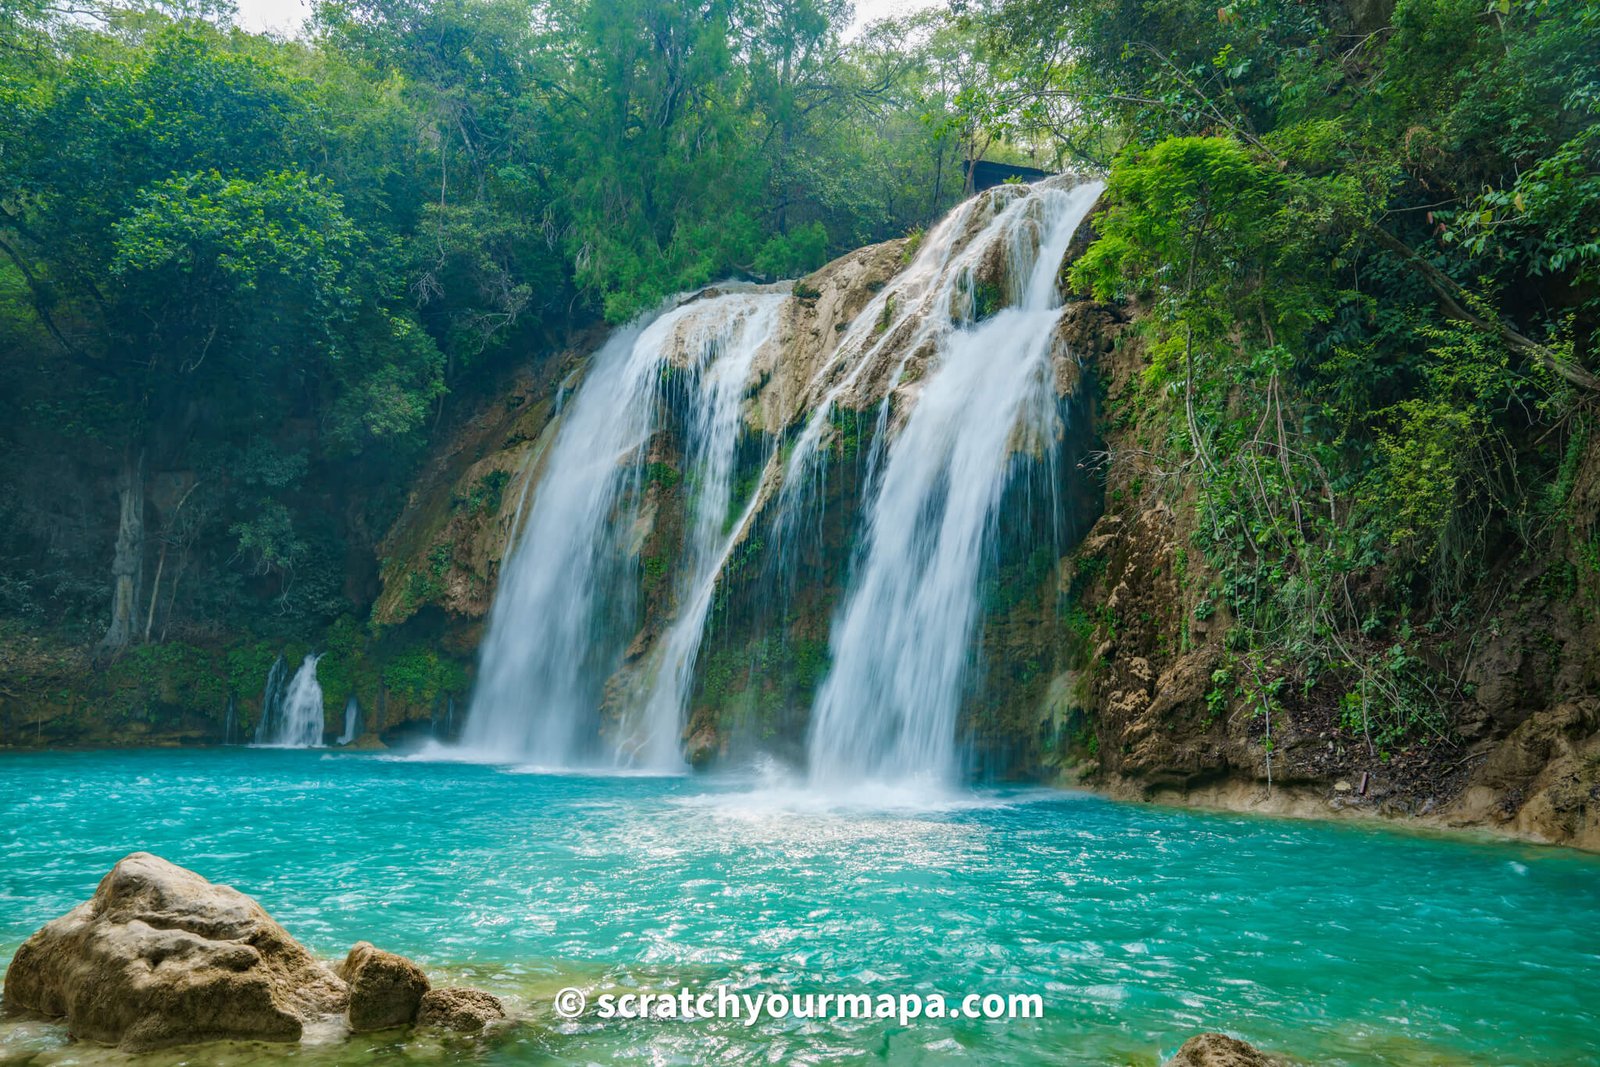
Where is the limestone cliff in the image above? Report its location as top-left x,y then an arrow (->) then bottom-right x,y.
372,183 -> 1110,771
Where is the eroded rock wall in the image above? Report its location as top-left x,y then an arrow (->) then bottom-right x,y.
1060,307 -> 1600,851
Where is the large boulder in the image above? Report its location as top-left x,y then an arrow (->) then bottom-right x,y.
1167,1032 -> 1280,1067
416,986 -> 506,1033
339,941 -> 431,1031
0,852 -> 347,1051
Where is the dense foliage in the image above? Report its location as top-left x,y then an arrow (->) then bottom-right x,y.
980,0 -> 1599,750
0,0 -> 999,654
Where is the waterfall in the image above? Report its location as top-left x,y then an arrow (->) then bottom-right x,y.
223,695 -> 237,745
254,653 -> 326,748
804,178 -> 1105,787
253,654 -> 287,745
771,185 -> 1042,540
336,695 -> 360,745
462,289 -> 783,769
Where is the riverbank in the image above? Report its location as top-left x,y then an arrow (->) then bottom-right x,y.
1091,771 -> 1600,855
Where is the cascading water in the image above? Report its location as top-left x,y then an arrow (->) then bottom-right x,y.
336,695 -> 360,745
462,290 -> 783,769
772,182 -> 1059,534
620,297 -> 782,767
254,653 -> 326,748
803,179 -> 1105,787
253,654 -> 287,745
461,180 -> 1096,777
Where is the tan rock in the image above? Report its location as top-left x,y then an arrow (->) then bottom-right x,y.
416,986 -> 506,1033
1447,698 -> 1600,849
0,852 -> 346,1051
1167,1032 -> 1280,1066
339,941 -> 430,1031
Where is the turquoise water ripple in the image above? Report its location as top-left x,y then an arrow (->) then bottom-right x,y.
1,748 -> 1597,1066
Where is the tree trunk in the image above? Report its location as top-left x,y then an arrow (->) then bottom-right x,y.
98,447 -> 145,657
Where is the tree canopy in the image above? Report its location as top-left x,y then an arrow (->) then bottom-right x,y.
0,0 -> 1008,649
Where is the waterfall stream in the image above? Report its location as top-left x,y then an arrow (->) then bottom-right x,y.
254,653 -> 325,748
462,290 -> 784,769
803,179 -> 1105,787
252,654 -> 286,746
336,695 -> 360,745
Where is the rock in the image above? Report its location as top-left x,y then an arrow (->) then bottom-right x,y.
1448,698 -> 1600,850
339,941 -> 431,1031
1167,1032 -> 1279,1067
0,852 -> 347,1051
416,986 -> 506,1033
1334,780 -> 1353,793
684,725 -> 722,769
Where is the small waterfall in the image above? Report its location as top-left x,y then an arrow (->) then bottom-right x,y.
805,179 -> 1105,787
462,290 -> 783,768
253,654 -> 288,745
621,296 -> 782,767
336,695 -> 360,745
223,695 -> 237,745
771,187 -> 1031,541
254,653 -> 326,748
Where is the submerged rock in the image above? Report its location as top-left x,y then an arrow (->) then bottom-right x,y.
339,941 -> 431,1031
0,852 -> 347,1051
416,986 -> 506,1033
1168,1032 -> 1280,1066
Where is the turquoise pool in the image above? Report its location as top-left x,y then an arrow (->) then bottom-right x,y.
1,748 -> 1597,1065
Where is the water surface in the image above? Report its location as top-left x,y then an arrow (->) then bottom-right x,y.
2,749 -> 1597,1066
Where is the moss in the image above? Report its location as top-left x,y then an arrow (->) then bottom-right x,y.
224,639 -> 279,699
874,294 -> 896,334
691,632 -> 831,744
973,278 -> 1005,320
454,469 -> 510,517
646,461 -> 681,489
828,406 -> 863,460
383,646 -> 467,705
316,614 -> 382,711
391,540 -> 457,620
901,226 -> 924,262
110,642 -> 229,716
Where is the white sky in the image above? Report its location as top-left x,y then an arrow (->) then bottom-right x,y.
233,0 -> 943,38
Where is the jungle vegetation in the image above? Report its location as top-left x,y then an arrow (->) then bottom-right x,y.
975,0 -> 1600,745
2,0 -> 1596,756
0,0 -> 1024,653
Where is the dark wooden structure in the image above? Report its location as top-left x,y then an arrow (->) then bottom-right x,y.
963,159 -> 1055,191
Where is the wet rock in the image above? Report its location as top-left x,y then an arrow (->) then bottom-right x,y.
339,941 -> 431,1031
1449,698 -> 1600,850
416,986 -> 506,1033
1167,1032 -> 1279,1066
0,852 -> 347,1051
684,725 -> 722,769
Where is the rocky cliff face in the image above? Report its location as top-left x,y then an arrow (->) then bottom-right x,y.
1059,308 -> 1600,851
